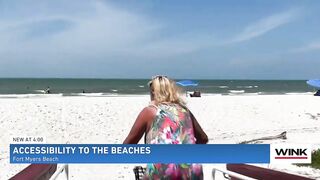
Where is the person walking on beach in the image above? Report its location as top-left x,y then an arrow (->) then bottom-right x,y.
45,87 -> 51,94
123,75 -> 208,179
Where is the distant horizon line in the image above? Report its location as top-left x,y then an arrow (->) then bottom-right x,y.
0,77 -> 311,81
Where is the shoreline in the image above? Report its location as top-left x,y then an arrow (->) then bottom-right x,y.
0,92 -> 316,99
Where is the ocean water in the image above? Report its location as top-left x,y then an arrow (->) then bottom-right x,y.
0,78 -> 315,96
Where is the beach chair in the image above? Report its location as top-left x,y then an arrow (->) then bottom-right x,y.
10,164 -> 57,180
190,91 -> 201,97
225,164 -> 313,180
133,166 -> 146,180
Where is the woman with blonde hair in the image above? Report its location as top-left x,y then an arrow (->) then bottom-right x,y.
123,75 -> 208,179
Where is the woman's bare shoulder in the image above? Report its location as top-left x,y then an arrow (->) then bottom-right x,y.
147,101 -> 158,110
141,104 -> 157,117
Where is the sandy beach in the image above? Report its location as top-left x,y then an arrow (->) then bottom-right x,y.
1,94 -> 320,179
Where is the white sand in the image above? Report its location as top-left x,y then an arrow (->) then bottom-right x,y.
0,95 -> 320,179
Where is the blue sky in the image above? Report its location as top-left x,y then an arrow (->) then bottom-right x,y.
0,0 -> 319,79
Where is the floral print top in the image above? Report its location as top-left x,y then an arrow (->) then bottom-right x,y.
144,103 -> 203,180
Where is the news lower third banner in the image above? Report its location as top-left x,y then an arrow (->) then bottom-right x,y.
10,144 -> 270,164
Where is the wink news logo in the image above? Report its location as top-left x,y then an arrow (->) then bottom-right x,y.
270,144 -> 311,164
275,148 -> 308,159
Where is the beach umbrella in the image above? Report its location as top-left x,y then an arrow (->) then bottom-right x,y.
306,79 -> 320,90
307,79 -> 320,96
176,80 -> 199,96
176,80 -> 198,87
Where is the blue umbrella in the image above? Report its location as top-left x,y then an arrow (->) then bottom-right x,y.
306,79 -> 320,89
176,80 -> 198,87
176,80 -> 199,97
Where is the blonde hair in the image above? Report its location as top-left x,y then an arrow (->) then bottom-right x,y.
149,76 -> 186,106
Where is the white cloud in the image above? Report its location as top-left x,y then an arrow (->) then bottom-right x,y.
228,9 -> 299,44
0,1 -> 300,64
0,1 -> 207,64
291,41 -> 320,53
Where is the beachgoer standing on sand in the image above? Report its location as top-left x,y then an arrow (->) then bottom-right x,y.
124,75 -> 208,179
45,87 -> 50,94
